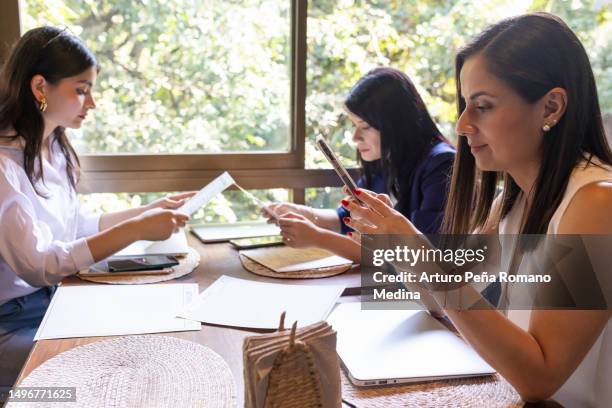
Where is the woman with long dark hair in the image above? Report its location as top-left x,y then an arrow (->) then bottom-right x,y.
342,13 -> 612,404
265,67 -> 455,262
0,27 -> 193,388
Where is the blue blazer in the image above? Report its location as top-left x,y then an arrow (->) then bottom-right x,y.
337,141 -> 455,234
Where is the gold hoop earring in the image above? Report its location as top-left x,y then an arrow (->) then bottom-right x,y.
38,96 -> 48,112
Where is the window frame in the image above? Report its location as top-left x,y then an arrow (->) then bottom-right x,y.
1,0 -> 354,201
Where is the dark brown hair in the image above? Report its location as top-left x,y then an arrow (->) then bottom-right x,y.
345,67 -> 450,216
442,12 -> 612,235
0,26 -> 98,195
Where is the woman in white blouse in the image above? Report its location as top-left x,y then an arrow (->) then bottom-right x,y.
0,27 -> 192,387
341,13 -> 612,406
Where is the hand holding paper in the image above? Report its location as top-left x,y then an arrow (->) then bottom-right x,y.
178,171 -> 235,216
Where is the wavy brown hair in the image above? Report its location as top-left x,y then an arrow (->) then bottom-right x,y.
442,12 -> 612,235
0,26 -> 98,195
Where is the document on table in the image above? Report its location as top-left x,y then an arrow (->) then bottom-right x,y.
178,275 -> 345,329
240,246 -> 353,272
34,284 -> 200,340
114,230 -> 189,257
178,171 -> 235,215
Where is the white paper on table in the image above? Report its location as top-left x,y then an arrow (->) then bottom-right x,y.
178,275 -> 345,329
114,230 -> 189,257
178,171 -> 235,215
34,284 -> 200,340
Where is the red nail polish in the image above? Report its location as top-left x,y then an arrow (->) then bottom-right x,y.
347,232 -> 353,237
354,188 -> 362,195
343,217 -> 350,223
341,199 -> 349,206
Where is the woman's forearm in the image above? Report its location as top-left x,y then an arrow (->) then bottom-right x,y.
99,207 -> 146,230
444,309 -> 548,400
309,208 -> 343,232
86,218 -> 142,262
443,308 -> 609,402
317,229 -> 361,262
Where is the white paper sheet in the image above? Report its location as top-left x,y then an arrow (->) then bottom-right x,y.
115,230 -> 189,257
34,284 -> 200,340
178,275 -> 345,329
178,171 -> 235,215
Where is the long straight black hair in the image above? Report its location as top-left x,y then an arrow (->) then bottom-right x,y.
345,67 -> 449,215
442,12 -> 612,235
0,26 -> 98,195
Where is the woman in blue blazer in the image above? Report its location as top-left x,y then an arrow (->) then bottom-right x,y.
265,67 -> 455,262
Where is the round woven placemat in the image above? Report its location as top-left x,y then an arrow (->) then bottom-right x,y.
341,371 -> 523,408
9,335 -> 236,408
239,253 -> 351,279
79,247 -> 200,284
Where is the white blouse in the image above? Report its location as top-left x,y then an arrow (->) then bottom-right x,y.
500,156 -> 612,407
0,137 -> 99,306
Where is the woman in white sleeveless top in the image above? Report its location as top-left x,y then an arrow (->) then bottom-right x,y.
341,12 -> 612,406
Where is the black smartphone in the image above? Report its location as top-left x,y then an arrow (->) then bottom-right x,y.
230,235 -> 284,249
106,255 -> 179,272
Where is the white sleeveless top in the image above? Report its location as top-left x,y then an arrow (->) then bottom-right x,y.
499,156 -> 612,407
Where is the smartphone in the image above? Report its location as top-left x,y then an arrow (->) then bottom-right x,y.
230,235 -> 284,249
106,255 -> 179,272
85,255 -> 179,275
315,135 -> 364,205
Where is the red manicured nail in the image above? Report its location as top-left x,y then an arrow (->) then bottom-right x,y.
354,188 -> 362,195
347,232 -> 353,237
343,217 -> 350,223
341,199 -> 349,206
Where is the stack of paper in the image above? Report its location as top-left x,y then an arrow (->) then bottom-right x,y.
243,320 -> 341,408
34,284 -> 200,340
240,246 -> 352,273
178,275 -> 345,329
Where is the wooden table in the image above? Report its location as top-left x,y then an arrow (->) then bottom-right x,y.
15,234 -> 362,407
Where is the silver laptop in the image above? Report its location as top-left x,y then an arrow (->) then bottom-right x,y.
191,222 -> 280,243
327,302 -> 495,386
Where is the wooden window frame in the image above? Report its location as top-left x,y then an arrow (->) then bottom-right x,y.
1,0 -> 354,202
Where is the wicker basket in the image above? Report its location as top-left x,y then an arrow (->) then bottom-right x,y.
264,323 -> 324,408
244,313 -> 341,408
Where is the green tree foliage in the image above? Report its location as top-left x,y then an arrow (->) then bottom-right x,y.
23,0 -> 611,218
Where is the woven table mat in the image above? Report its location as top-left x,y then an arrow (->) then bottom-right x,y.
341,371 -> 523,408
239,252 -> 351,279
79,247 -> 200,284
9,335 -> 236,408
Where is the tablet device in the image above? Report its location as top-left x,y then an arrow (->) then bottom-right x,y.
315,135 -> 364,205
230,235 -> 284,249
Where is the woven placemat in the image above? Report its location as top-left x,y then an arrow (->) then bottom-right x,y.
9,335 -> 236,408
239,253 -> 351,279
341,371 -> 523,408
79,247 -> 200,284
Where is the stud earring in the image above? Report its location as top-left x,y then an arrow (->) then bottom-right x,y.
542,123 -> 551,132
38,96 -> 48,112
